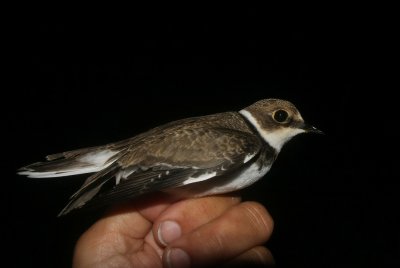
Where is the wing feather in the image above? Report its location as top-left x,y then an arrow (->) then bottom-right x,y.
58,127 -> 262,216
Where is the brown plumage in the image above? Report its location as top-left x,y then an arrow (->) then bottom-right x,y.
18,99 -> 321,216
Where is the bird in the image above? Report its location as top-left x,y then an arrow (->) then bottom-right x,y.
18,99 -> 322,216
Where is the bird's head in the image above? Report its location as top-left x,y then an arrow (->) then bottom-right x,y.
240,99 -> 322,152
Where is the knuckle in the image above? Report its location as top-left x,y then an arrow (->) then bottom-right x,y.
240,202 -> 274,240
250,246 -> 274,264
206,231 -> 226,253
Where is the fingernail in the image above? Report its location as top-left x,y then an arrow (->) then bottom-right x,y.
158,221 -> 182,246
165,248 -> 191,268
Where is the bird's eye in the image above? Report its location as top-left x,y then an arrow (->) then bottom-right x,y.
273,110 -> 289,123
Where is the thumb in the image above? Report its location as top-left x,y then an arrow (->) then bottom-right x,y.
162,202 -> 274,268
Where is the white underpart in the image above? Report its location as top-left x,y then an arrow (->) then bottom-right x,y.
182,171 -> 217,185
239,109 -> 305,152
19,150 -> 119,178
261,127 -> 305,152
199,162 -> 272,196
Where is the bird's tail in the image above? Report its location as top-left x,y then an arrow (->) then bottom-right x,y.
56,162 -> 120,216
18,147 -> 120,178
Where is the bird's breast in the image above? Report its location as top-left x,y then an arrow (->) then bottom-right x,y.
203,161 -> 271,195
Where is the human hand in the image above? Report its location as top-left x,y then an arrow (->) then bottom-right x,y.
73,194 -> 274,268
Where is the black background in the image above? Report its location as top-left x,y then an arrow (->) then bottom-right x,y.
5,10 -> 398,268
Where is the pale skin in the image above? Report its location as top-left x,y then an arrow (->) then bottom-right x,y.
73,193 -> 275,268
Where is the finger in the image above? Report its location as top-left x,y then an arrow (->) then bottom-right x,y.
162,201 -> 274,268
74,193 -> 180,267
153,194 -> 241,246
226,246 -> 275,267
105,192 -> 181,222
73,207 -> 153,268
